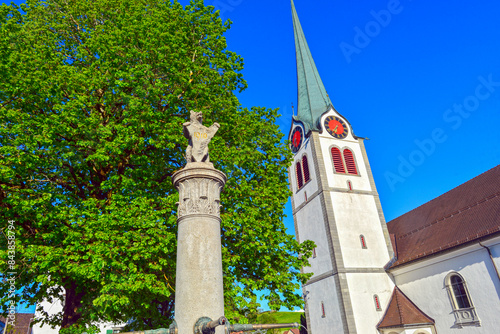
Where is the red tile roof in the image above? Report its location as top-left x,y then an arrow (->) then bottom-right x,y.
0,314 -> 35,334
387,165 -> 500,268
377,287 -> 434,329
284,329 -> 300,334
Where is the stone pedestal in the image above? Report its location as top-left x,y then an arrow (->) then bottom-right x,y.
172,162 -> 227,334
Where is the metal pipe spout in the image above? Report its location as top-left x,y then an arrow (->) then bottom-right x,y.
195,316 -> 227,334
117,320 -> 177,334
229,322 -> 300,332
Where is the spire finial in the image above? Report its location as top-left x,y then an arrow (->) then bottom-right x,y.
291,0 -> 332,132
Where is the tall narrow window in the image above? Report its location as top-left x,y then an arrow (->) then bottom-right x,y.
450,275 -> 472,309
331,147 -> 345,173
445,272 -> 479,326
343,149 -> 358,175
312,247 -> 317,258
302,156 -> 310,183
321,301 -> 326,318
374,295 -> 382,311
296,161 -> 303,188
296,155 -> 312,190
360,235 -> 367,249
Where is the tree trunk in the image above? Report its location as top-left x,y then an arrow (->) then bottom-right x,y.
61,279 -> 85,328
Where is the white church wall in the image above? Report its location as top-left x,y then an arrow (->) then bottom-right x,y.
33,298 -> 63,334
318,135 -> 373,192
391,238 -> 500,334
489,241 -> 500,274
346,272 -> 394,334
304,275 -> 344,334
295,195 -> 333,277
330,192 -> 392,268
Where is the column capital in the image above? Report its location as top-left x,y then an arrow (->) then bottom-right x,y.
172,163 -> 227,219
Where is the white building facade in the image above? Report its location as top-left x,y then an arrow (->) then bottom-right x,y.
287,1 -> 500,333
388,237 -> 500,333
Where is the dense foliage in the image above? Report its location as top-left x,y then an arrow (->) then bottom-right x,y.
0,0 -> 314,330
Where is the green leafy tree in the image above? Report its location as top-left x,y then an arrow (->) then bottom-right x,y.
0,0 -> 314,330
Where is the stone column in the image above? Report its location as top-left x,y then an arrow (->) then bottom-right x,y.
172,162 -> 226,334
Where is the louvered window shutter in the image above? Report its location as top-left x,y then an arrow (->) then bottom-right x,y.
296,161 -> 303,188
302,156 -> 310,183
343,149 -> 358,175
331,147 -> 345,173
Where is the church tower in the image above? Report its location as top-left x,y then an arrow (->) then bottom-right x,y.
288,2 -> 395,333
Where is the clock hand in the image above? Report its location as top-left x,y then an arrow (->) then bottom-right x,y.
333,125 -> 338,133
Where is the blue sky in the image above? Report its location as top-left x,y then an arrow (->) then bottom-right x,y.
206,0 -> 500,224
0,289 -> 36,313
3,0 -> 500,311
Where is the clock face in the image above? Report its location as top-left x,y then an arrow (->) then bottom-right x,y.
290,126 -> 303,153
324,116 -> 348,139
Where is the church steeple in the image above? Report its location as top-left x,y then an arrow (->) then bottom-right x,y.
291,0 -> 332,133
289,3 -> 396,334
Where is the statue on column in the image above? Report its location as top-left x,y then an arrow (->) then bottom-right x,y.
183,110 -> 220,163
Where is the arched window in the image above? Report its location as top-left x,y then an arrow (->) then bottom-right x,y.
343,149 -> 358,175
360,235 -> 367,249
296,161 -> 303,188
331,146 -> 358,175
331,147 -> 345,173
445,272 -> 480,326
449,274 -> 472,309
374,295 -> 382,311
302,156 -> 310,183
296,155 -> 312,190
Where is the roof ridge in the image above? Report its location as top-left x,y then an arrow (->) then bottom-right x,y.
376,288 -> 396,329
395,287 -> 404,324
397,191 -> 500,240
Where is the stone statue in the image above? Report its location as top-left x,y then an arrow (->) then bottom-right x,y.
183,110 -> 220,163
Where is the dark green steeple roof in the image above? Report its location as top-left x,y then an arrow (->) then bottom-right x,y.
291,0 -> 332,132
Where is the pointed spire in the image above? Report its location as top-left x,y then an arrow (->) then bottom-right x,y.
291,0 -> 332,132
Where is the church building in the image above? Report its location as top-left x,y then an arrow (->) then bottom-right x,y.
287,1 -> 500,333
